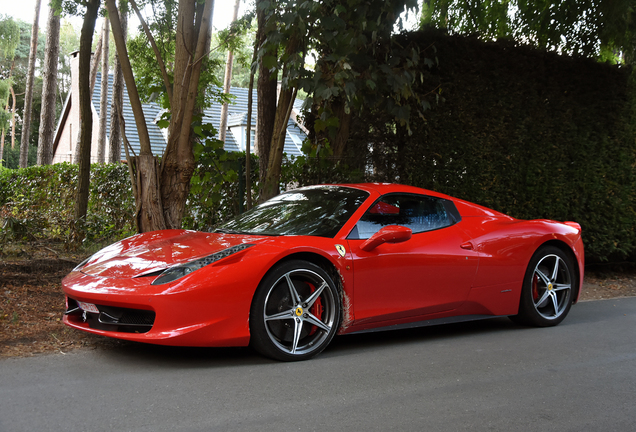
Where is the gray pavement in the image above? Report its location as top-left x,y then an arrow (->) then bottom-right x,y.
1,297 -> 635,432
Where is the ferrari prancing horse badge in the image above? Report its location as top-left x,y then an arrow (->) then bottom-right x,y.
335,244 -> 346,257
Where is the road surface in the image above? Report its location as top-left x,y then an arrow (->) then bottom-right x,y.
1,297 -> 635,431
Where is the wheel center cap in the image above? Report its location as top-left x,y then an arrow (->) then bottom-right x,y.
295,307 -> 304,317
548,283 -> 553,291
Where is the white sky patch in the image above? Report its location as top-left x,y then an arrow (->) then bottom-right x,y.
3,0 -> 245,33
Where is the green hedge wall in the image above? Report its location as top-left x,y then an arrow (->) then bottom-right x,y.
0,163 -> 136,245
342,31 -> 636,263
0,158 -> 254,246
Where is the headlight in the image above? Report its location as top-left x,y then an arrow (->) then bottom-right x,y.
151,244 -> 254,285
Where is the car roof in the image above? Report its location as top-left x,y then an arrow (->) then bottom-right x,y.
312,183 -> 453,200
298,183 -> 507,218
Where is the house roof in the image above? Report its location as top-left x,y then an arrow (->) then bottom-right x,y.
197,86 -> 305,156
90,75 -> 306,159
92,73 -> 168,158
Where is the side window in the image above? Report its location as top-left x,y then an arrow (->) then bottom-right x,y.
348,194 -> 459,240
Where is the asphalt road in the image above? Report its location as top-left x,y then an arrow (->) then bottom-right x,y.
1,297 -> 635,432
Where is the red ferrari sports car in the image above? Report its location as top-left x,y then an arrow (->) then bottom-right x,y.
63,183 -> 584,361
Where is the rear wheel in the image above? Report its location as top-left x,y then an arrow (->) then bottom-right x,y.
510,246 -> 575,327
250,260 -> 341,361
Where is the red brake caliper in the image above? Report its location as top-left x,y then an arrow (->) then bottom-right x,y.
532,274 -> 540,301
308,283 -> 323,335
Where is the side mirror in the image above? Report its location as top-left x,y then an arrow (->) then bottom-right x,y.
360,225 -> 412,252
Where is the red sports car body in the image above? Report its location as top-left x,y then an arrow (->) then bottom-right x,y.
63,183 -> 584,361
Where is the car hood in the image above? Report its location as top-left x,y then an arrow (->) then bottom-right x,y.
80,229 -> 266,278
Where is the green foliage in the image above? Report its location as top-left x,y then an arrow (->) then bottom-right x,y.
126,0 -> 226,109
183,120 -> 258,230
0,15 -> 21,60
210,14 -> 257,88
0,19 -> 46,148
0,163 -> 135,244
2,145 -> 37,169
303,0 -> 432,134
280,154 -> 365,188
0,77 -> 11,132
0,152 -> 259,245
422,0 -> 636,61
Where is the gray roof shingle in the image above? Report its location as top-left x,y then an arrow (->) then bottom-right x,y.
92,74 -> 306,159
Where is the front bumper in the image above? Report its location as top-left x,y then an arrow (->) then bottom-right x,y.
61,270 -> 253,347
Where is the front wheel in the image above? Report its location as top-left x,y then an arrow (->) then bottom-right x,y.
250,260 -> 341,361
510,246 -> 575,327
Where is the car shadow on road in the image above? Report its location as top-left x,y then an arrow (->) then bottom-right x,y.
91,316 -> 528,367
326,316 -> 519,356
76,298 -> 629,366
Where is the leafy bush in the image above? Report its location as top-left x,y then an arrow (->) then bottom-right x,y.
0,163 -> 135,245
0,150 -> 257,245
184,145 -> 258,230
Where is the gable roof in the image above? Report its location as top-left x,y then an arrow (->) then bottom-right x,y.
196,86 -> 305,156
92,73 -> 168,158
90,75 -> 307,159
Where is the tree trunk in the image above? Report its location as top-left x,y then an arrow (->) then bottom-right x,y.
37,7 -> 60,166
89,31 -> 103,93
97,18 -> 109,163
260,84 -> 297,200
319,98 -> 352,159
106,0 -> 164,232
73,0 -> 100,225
109,9 -> 127,164
19,0 -> 42,168
73,30 -> 103,163
256,0 -> 278,200
245,36 -> 258,211
133,154 -> 165,232
160,0 -> 215,230
106,0 -> 151,155
258,33 -> 301,202
1,75 -> 13,164
107,0 -> 215,232
10,86 -> 16,150
219,0 -> 241,144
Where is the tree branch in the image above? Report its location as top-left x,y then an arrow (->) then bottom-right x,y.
128,0 -> 173,107
104,0 -> 153,155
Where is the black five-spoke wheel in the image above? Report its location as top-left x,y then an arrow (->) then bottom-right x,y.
511,246 -> 576,326
250,260 -> 341,361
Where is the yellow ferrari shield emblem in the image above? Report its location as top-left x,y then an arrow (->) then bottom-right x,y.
335,244 -> 346,257
295,307 -> 304,316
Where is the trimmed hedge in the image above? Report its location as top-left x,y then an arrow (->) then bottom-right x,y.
0,163 -> 136,244
0,157 -> 255,245
332,31 -> 636,263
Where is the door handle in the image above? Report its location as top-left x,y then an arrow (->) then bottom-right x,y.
460,242 -> 474,250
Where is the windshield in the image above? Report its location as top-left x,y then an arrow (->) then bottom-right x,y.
216,186 -> 369,237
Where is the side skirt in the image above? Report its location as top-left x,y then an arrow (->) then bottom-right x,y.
347,314 -> 502,335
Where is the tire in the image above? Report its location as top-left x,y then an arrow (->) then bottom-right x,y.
510,246 -> 575,327
250,260 -> 341,361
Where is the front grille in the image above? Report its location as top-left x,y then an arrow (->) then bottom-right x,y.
66,297 -> 155,333
120,310 -> 155,325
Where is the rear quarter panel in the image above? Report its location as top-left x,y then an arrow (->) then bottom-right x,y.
457,213 -> 583,315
